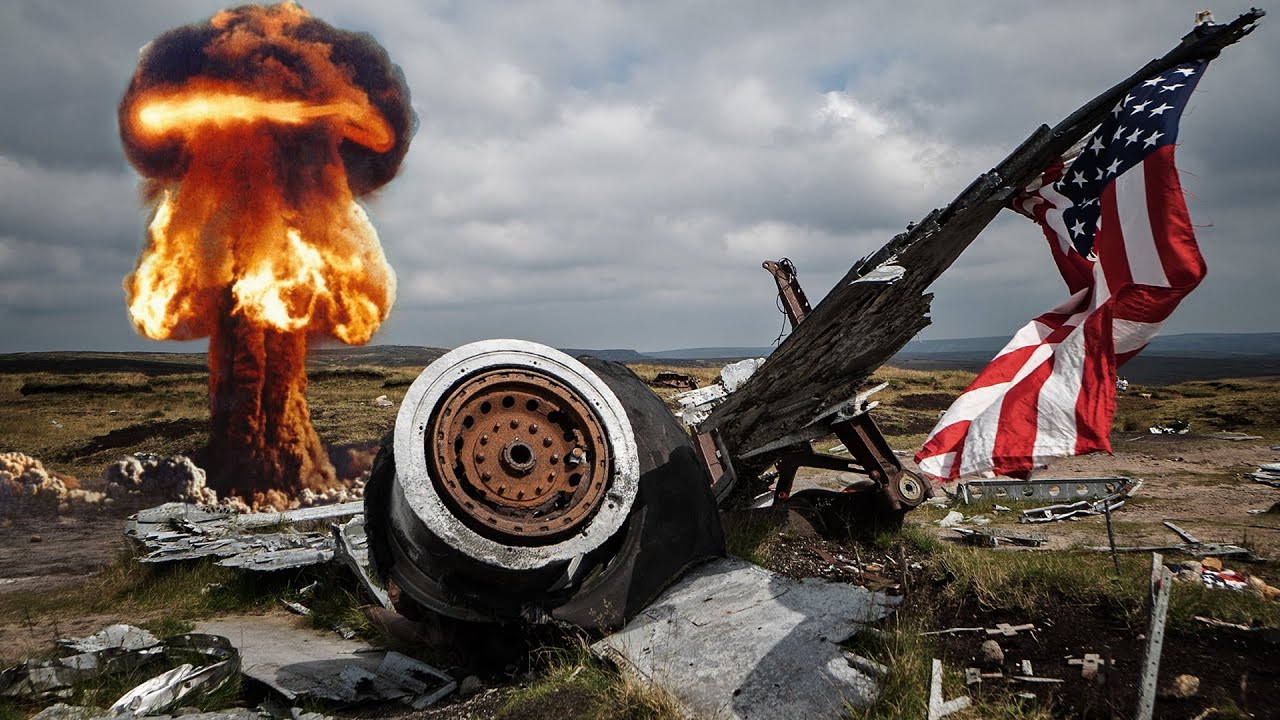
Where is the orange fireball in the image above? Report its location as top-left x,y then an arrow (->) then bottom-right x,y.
118,3 -> 415,501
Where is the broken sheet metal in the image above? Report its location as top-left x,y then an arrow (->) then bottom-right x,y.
58,625 -> 160,655
673,358 -> 765,427
593,556 -> 899,719
952,476 -> 1136,505
108,635 -> 239,717
333,518 -> 390,608
126,502 -> 367,571
2,626 -> 163,701
1087,520 -> 1253,559
194,616 -> 454,709
1248,463 -> 1280,487
1018,479 -> 1142,523
0,627 -> 236,711
952,528 -> 1046,548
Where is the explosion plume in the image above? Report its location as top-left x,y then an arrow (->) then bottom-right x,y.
118,3 -> 414,503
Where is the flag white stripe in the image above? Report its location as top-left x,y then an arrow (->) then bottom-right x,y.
1032,322 -> 1088,460
1114,163 -> 1170,288
959,342 -> 1055,477
1114,318 -> 1163,354
917,451 -> 956,480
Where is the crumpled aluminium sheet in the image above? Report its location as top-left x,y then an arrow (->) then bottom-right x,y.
126,502 -> 365,572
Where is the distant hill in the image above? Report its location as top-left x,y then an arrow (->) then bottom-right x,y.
558,348 -> 654,362
3,333 -> 1276,384
644,346 -> 772,360
897,332 -> 1280,359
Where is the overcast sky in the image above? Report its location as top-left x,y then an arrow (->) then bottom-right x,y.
0,1 -> 1274,354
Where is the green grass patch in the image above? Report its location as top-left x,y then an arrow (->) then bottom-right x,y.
497,640 -> 683,720
0,552 -> 315,632
844,615 -> 1054,720
720,509 -> 782,567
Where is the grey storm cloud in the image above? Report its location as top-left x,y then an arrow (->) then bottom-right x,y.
0,0 -> 1275,353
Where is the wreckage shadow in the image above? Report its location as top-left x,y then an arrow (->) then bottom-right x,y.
551,445 -> 726,630
726,557 -> 893,718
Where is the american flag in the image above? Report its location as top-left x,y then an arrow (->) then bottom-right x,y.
915,60 -> 1210,481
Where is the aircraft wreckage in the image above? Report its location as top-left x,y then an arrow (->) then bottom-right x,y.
99,13 -> 1266,718
360,11 -> 1264,629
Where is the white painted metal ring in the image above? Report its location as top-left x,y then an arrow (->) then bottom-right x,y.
393,339 -> 640,571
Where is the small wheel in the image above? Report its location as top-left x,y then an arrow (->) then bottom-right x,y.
885,469 -> 928,510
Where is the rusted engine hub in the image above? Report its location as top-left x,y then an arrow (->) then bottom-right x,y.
389,340 -> 639,577
427,366 -> 612,544
364,339 -> 724,629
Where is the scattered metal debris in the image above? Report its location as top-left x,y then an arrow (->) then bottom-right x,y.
1148,420 -> 1191,435
109,637 -> 239,717
125,501 -> 365,571
844,653 -> 889,679
332,517 -> 390,608
1135,554 -> 1174,720
927,659 -> 971,720
593,556 -> 899,719
986,623 -> 1035,637
1087,519 -> 1253,559
195,616 -> 454,709
1207,431 -> 1264,442
953,476 -> 1136,505
964,668 -> 1004,686
0,627 -> 238,714
1067,654 -> 1106,682
282,601 -> 312,616
650,371 -> 698,391
672,358 -> 765,427
952,528 -> 1046,548
1247,462 -> 1280,487
58,625 -> 159,655
1020,479 -> 1142,523
919,627 -> 984,637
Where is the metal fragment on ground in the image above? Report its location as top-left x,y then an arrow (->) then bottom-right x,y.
953,528 -> 1046,548
194,616 -> 453,708
0,630 -> 235,708
109,658 -> 238,717
126,502 -> 368,571
333,518 -> 390,608
58,625 -> 160,654
927,659 -> 971,720
1136,554 -> 1174,720
954,476 -> 1136,505
592,556 -> 898,719
1019,480 -> 1142,523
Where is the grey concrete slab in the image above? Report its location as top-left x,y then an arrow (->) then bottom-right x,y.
593,557 -> 900,720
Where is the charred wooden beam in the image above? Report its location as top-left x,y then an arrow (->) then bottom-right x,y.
702,10 -> 1264,458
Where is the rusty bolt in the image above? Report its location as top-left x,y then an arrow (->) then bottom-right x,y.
543,437 -> 553,447
510,419 -> 520,429
480,434 -> 489,445
529,423 -> 539,433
